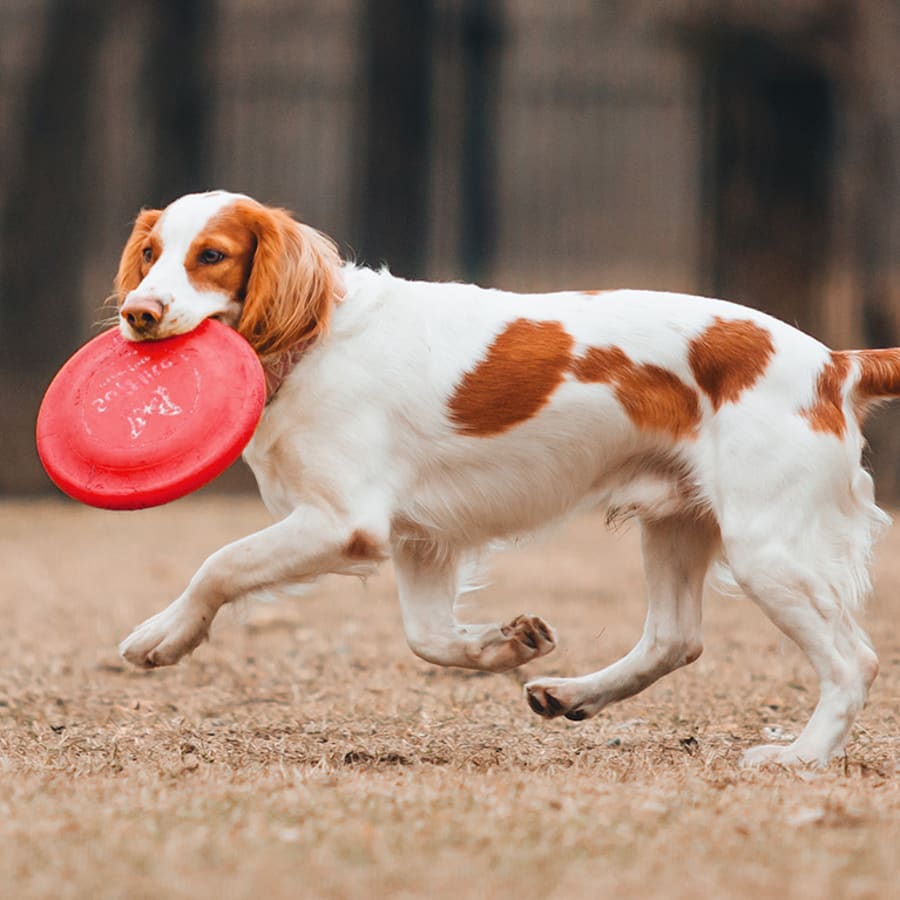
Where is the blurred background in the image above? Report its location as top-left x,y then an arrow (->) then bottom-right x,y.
1,0 -> 899,497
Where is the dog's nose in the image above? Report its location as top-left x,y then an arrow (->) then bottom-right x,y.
120,295 -> 164,331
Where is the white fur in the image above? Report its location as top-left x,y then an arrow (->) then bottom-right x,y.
119,191 -> 890,768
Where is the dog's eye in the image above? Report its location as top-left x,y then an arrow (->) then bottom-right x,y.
198,249 -> 225,265
142,247 -> 152,264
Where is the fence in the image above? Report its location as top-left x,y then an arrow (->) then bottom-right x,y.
2,0 -> 900,494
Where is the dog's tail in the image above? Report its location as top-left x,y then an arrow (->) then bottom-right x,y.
802,348 -> 900,436
827,348 -> 900,429
846,348 -> 900,402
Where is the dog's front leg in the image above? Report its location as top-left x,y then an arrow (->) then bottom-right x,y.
393,542 -> 556,672
119,506 -> 376,669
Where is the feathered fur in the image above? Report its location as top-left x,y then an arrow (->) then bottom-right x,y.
115,190 -> 900,769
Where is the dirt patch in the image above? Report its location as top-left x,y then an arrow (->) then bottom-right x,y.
2,496 -> 900,898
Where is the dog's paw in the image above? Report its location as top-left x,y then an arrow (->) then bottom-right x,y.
474,614 -> 556,672
524,677 -> 593,721
502,614 -> 556,658
119,600 -> 211,669
740,742 -> 826,769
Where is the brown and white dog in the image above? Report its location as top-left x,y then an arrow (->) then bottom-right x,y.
116,190 -> 900,767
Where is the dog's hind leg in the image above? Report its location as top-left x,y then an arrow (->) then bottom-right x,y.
716,445 -> 884,767
525,514 -> 718,720
726,540 -> 879,768
393,540 -> 557,672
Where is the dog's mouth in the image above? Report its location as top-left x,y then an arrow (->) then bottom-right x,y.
119,309 -> 240,343
119,317 -> 186,343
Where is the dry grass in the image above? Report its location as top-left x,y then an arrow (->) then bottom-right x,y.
3,495 -> 900,899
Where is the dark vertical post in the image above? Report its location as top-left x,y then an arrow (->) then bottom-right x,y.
359,0 -> 434,278
459,0 -> 503,284
0,0 -> 110,373
699,33 -> 833,331
145,0 -> 215,206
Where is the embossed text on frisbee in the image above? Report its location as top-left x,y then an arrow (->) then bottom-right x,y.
89,353 -> 185,439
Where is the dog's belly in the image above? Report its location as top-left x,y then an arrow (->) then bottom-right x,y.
243,379 -> 708,548
395,442 -> 703,548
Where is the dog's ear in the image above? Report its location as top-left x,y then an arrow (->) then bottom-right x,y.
235,202 -> 343,357
115,208 -> 162,302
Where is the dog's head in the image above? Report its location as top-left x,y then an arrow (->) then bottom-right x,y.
115,191 -> 343,356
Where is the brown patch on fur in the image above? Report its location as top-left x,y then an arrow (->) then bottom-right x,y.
581,290 -> 610,296
114,209 -> 162,302
185,207 -> 259,302
801,352 -> 852,436
570,345 -> 631,383
345,530 -> 386,561
448,319 -> 575,436
687,318 -> 774,410
450,323 -> 701,439
225,199 -> 344,357
572,346 -> 701,438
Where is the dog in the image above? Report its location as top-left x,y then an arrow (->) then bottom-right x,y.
116,189 -> 900,767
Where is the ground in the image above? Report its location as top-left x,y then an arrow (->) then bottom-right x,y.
2,494 -> 900,899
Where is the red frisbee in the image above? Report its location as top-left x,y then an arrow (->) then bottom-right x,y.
36,319 -> 265,510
